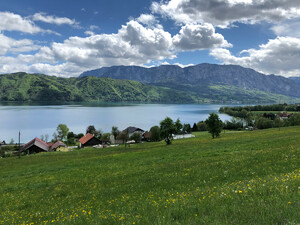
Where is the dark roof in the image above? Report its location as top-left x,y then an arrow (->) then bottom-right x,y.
50,141 -> 67,150
79,133 -> 97,145
124,126 -> 144,134
21,137 -> 50,152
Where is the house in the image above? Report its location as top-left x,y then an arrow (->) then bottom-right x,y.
278,112 -> 293,119
142,131 -> 151,141
21,138 -> 50,154
21,138 -> 68,154
79,133 -> 101,148
123,126 -> 144,138
50,141 -> 67,151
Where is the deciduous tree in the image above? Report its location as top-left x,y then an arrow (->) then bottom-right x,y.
160,117 -> 176,145
150,126 -> 161,142
56,124 -> 69,141
205,113 -> 223,139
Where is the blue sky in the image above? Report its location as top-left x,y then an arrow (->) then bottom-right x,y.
1,0 -> 300,77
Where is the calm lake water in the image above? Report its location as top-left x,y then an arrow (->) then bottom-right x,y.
0,103 -> 232,143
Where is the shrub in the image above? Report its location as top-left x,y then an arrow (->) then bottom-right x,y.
150,126 -> 161,142
130,133 -> 142,143
255,117 -> 274,129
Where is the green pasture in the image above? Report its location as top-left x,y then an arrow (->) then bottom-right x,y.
0,127 -> 299,224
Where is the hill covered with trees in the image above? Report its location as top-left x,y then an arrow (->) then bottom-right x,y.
0,72 -> 299,103
0,72 -> 195,103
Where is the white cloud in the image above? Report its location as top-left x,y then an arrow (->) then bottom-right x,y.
173,23 -> 232,50
210,36 -> 300,77
136,14 -> 158,26
0,11 -> 42,33
49,20 -> 175,69
0,14 -> 233,77
89,25 -> 99,30
271,19 -> 300,38
173,62 -> 194,68
32,13 -> 77,26
151,0 -> 300,27
84,31 -> 95,36
0,34 -> 40,55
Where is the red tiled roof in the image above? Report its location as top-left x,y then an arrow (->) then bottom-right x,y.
79,133 -> 95,145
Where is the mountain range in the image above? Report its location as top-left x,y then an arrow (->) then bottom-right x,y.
80,64 -> 300,99
0,64 -> 300,103
289,77 -> 300,84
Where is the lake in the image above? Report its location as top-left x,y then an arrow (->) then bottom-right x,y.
0,103 -> 232,143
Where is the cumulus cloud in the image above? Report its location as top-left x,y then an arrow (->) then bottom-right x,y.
271,19 -> 300,38
173,23 -> 232,50
0,11 -> 43,33
84,30 -> 95,36
0,20 -> 175,77
32,13 -> 77,26
210,36 -> 300,77
151,0 -> 300,27
49,20 -> 174,68
136,14 -> 158,26
0,34 -> 40,55
0,12 -> 231,77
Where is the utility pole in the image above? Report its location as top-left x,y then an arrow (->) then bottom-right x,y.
18,131 -> 21,158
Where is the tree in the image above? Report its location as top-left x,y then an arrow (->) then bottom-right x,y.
174,118 -> 183,134
40,135 -> 45,141
150,126 -> 161,142
205,113 -> 223,139
67,132 -> 76,145
45,134 -> 49,142
182,123 -> 191,133
130,133 -> 142,143
101,133 -> 111,143
274,117 -> 284,130
117,130 -> 129,147
197,121 -> 207,131
255,117 -> 273,129
77,133 -> 84,139
160,117 -> 176,145
86,125 -> 102,139
288,114 -> 300,126
192,123 -> 198,132
56,124 -> 69,141
111,126 -> 120,139
52,132 -> 58,142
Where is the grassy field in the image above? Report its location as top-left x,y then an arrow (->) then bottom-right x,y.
0,127 -> 299,225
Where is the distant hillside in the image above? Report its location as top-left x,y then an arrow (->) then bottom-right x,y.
289,77 -> 300,84
0,72 -> 298,104
0,73 -> 195,103
80,64 -> 300,98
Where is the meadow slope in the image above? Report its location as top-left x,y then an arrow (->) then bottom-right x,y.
0,127 -> 299,224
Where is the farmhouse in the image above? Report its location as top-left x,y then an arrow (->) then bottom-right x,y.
21,138 -> 50,154
79,133 -> 101,147
142,131 -> 151,141
21,138 -> 68,154
50,141 -> 67,151
123,126 -> 144,138
278,112 -> 293,119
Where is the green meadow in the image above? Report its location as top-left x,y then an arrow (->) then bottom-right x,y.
1,127 -> 299,225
